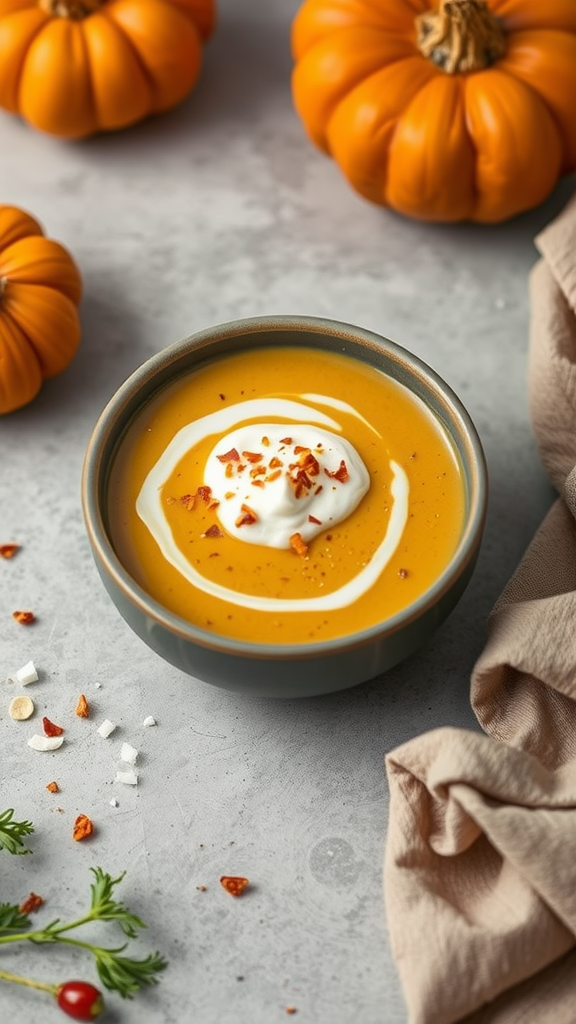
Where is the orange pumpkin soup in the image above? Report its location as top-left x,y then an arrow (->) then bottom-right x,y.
108,346 -> 466,643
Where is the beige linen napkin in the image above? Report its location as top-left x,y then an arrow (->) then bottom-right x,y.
384,191 -> 576,1024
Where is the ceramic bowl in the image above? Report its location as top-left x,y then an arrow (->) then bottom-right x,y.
81,315 -> 487,698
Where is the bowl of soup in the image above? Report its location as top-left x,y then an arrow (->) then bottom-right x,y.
81,315 -> 487,698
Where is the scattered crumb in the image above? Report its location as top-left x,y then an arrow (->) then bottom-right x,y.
220,876 -> 250,897
46,781 -> 59,793
109,798 -> 119,808
143,716 -> 156,727
120,742 -> 138,765
97,719 -> 116,738
9,695 -> 35,720
75,693 -> 89,718
20,892 -> 44,914
73,814 -> 94,841
28,734 -> 64,752
12,610 -> 35,625
8,661 -> 38,686
115,769 -> 138,786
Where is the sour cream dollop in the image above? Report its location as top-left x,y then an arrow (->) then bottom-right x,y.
136,397 -> 410,612
204,424 -> 370,548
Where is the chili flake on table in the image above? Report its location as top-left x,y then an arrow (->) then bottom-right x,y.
43,717 -> 64,737
19,892 -> 44,913
220,875 -> 250,897
73,814 -> 94,841
0,543 -> 20,558
12,610 -> 35,625
75,693 -> 89,717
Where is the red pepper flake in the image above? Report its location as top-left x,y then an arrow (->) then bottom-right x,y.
197,485 -> 213,503
298,452 -> 320,476
43,717 -> 64,737
217,448 -> 240,463
280,437 -> 292,445
180,493 -> 196,511
220,875 -> 250,897
242,451 -> 263,464
219,393 -> 226,400
266,470 -> 282,483
293,445 -> 309,454
12,610 -> 35,625
75,694 -> 89,718
203,524 -> 224,538
285,1008 -> 298,1016
250,465 -> 266,478
325,459 -> 349,482
308,515 -> 322,525
0,543 -> 20,559
269,456 -> 283,469
292,470 -> 312,498
235,504 -> 258,527
261,436 -> 270,447
251,480 -> 265,488
20,892 -> 44,914
290,532 -> 308,557
224,462 -> 235,478
46,781 -> 60,793
73,814 -> 94,842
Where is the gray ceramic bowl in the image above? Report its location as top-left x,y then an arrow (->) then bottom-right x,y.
81,315 -> 487,698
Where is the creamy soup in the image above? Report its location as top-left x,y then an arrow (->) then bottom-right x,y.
108,346 -> 466,644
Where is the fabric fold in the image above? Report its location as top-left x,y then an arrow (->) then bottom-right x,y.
385,189 -> 576,1023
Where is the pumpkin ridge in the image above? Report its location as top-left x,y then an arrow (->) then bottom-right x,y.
99,0 -> 159,102
0,306 -> 43,414
0,7 -> 51,112
495,29 -> 576,171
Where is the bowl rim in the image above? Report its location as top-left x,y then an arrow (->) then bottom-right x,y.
81,314 -> 488,661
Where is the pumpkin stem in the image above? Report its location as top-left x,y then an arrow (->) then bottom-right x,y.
38,0 -> 103,18
415,0 -> 505,73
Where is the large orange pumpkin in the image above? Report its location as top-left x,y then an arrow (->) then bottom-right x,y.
291,0 -> 576,222
0,0 -> 215,138
0,205 -> 82,414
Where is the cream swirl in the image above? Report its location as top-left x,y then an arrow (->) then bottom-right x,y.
136,397 -> 409,613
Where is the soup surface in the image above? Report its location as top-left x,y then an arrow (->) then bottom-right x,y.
108,345 -> 466,643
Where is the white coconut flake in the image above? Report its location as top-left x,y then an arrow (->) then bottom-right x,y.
143,716 -> 156,727
120,742 -> 138,765
16,661 -> 38,685
28,734 -> 64,752
109,798 -> 119,807
115,768 -> 138,786
97,719 -> 117,738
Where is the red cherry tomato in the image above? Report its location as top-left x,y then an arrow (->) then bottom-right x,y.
56,981 -> 104,1020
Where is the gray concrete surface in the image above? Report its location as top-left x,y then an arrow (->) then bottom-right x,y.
1,2 -> 574,1021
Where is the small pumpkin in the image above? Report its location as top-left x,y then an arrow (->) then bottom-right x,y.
0,0 -> 216,138
0,204 -> 82,414
291,0 -> 576,222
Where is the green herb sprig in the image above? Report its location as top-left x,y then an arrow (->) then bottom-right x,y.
0,808 -> 34,855
0,867 -> 166,999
